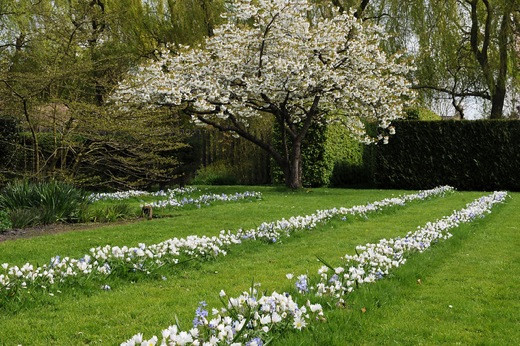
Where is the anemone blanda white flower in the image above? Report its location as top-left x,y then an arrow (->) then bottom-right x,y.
119,190 -> 507,346
121,288 -> 322,346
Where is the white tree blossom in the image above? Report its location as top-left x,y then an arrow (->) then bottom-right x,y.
114,0 -> 415,188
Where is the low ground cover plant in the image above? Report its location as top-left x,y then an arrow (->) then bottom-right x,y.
0,180 -> 89,228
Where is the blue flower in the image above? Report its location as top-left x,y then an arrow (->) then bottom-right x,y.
193,301 -> 208,327
246,337 -> 263,346
295,275 -> 308,293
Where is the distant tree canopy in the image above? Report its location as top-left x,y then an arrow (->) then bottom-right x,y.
319,0 -> 520,119
0,0 -> 518,189
0,0 -> 224,188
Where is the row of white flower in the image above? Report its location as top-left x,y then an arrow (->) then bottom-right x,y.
122,288 -> 324,346
88,187 -> 199,202
121,191 -> 507,346
236,186 -> 454,242
0,186 -> 451,303
144,191 -> 263,210
301,191 -> 508,302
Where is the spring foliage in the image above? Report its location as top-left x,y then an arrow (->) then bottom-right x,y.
115,0 -> 414,188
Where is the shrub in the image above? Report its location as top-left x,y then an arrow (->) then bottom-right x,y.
0,180 -> 89,227
329,163 -> 371,187
374,120 -> 520,191
272,120 -> 365,187
7,208 -> 40,229
0,210 -> 11,232
86,202 -> 135,223
191,161 -> 239,185
405,107 -> 442,120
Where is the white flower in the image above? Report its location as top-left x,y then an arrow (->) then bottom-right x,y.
285,273 -> 294,280
308,303 -> 322,313
271,312 -> 282,323
293,316 -> 307,330
175,331 -> 193,345
260,315 -> 271,325
219,290 -> 226,297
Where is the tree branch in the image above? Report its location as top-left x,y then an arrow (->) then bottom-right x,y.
195,113 -> 285,166
355,0 -> 371,19
412,84 -> 491,100
258,12 -> 280,77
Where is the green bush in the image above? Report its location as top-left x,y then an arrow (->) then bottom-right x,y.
405,107 -> 442,121
329,163 -> 371,187
191,161 -> 239,185
86,202 -> 135,223
271,119 -> 329,187
374,120 -> 520,191
272,120 -> 365,187
0,180 -> 89,228
7,208 -> 40,229
0,209 -> 12,232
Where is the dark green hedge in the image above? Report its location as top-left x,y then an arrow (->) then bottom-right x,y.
374,120 -> 520,191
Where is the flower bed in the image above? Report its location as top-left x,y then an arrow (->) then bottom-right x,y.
0,187 -> 451,305
122,288 -> 324,346
306,191 -> 508,301
145,191 -> 263,209
89,187 -> 198,202
237,186 -> 454,242
120,191 -> 507,346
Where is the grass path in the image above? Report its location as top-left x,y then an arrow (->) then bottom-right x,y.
276,193 -> 520,345
0,191 -> 482,344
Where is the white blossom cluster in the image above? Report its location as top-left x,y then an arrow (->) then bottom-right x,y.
236,186 -> 454,242
307,191 -> 508,300
114,0 -> 415,144
150,187 -> 199,198
89,187 -> 198,202
121,287 -> 323,346
0,187 -> 450,303
144,192 -> 263,209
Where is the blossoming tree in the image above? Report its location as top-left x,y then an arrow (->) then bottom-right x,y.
114,0 -> 414,188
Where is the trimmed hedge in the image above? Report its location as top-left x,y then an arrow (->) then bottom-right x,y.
374,120 -> 520,191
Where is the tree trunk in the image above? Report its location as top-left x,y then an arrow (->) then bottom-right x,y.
284,140 -> 302,189
22,99 -> 39,176
490,86 -> 506,119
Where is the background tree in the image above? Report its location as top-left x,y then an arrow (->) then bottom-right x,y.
115,0 -> 414,188
321,0 -> 520,118
0,0 -> 222,188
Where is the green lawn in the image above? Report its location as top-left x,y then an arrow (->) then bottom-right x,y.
0,186 -> 406,266
0,187 -> 518,345
276,193 -> 520,345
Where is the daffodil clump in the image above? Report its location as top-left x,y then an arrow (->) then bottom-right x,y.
0,186 -> 452,305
